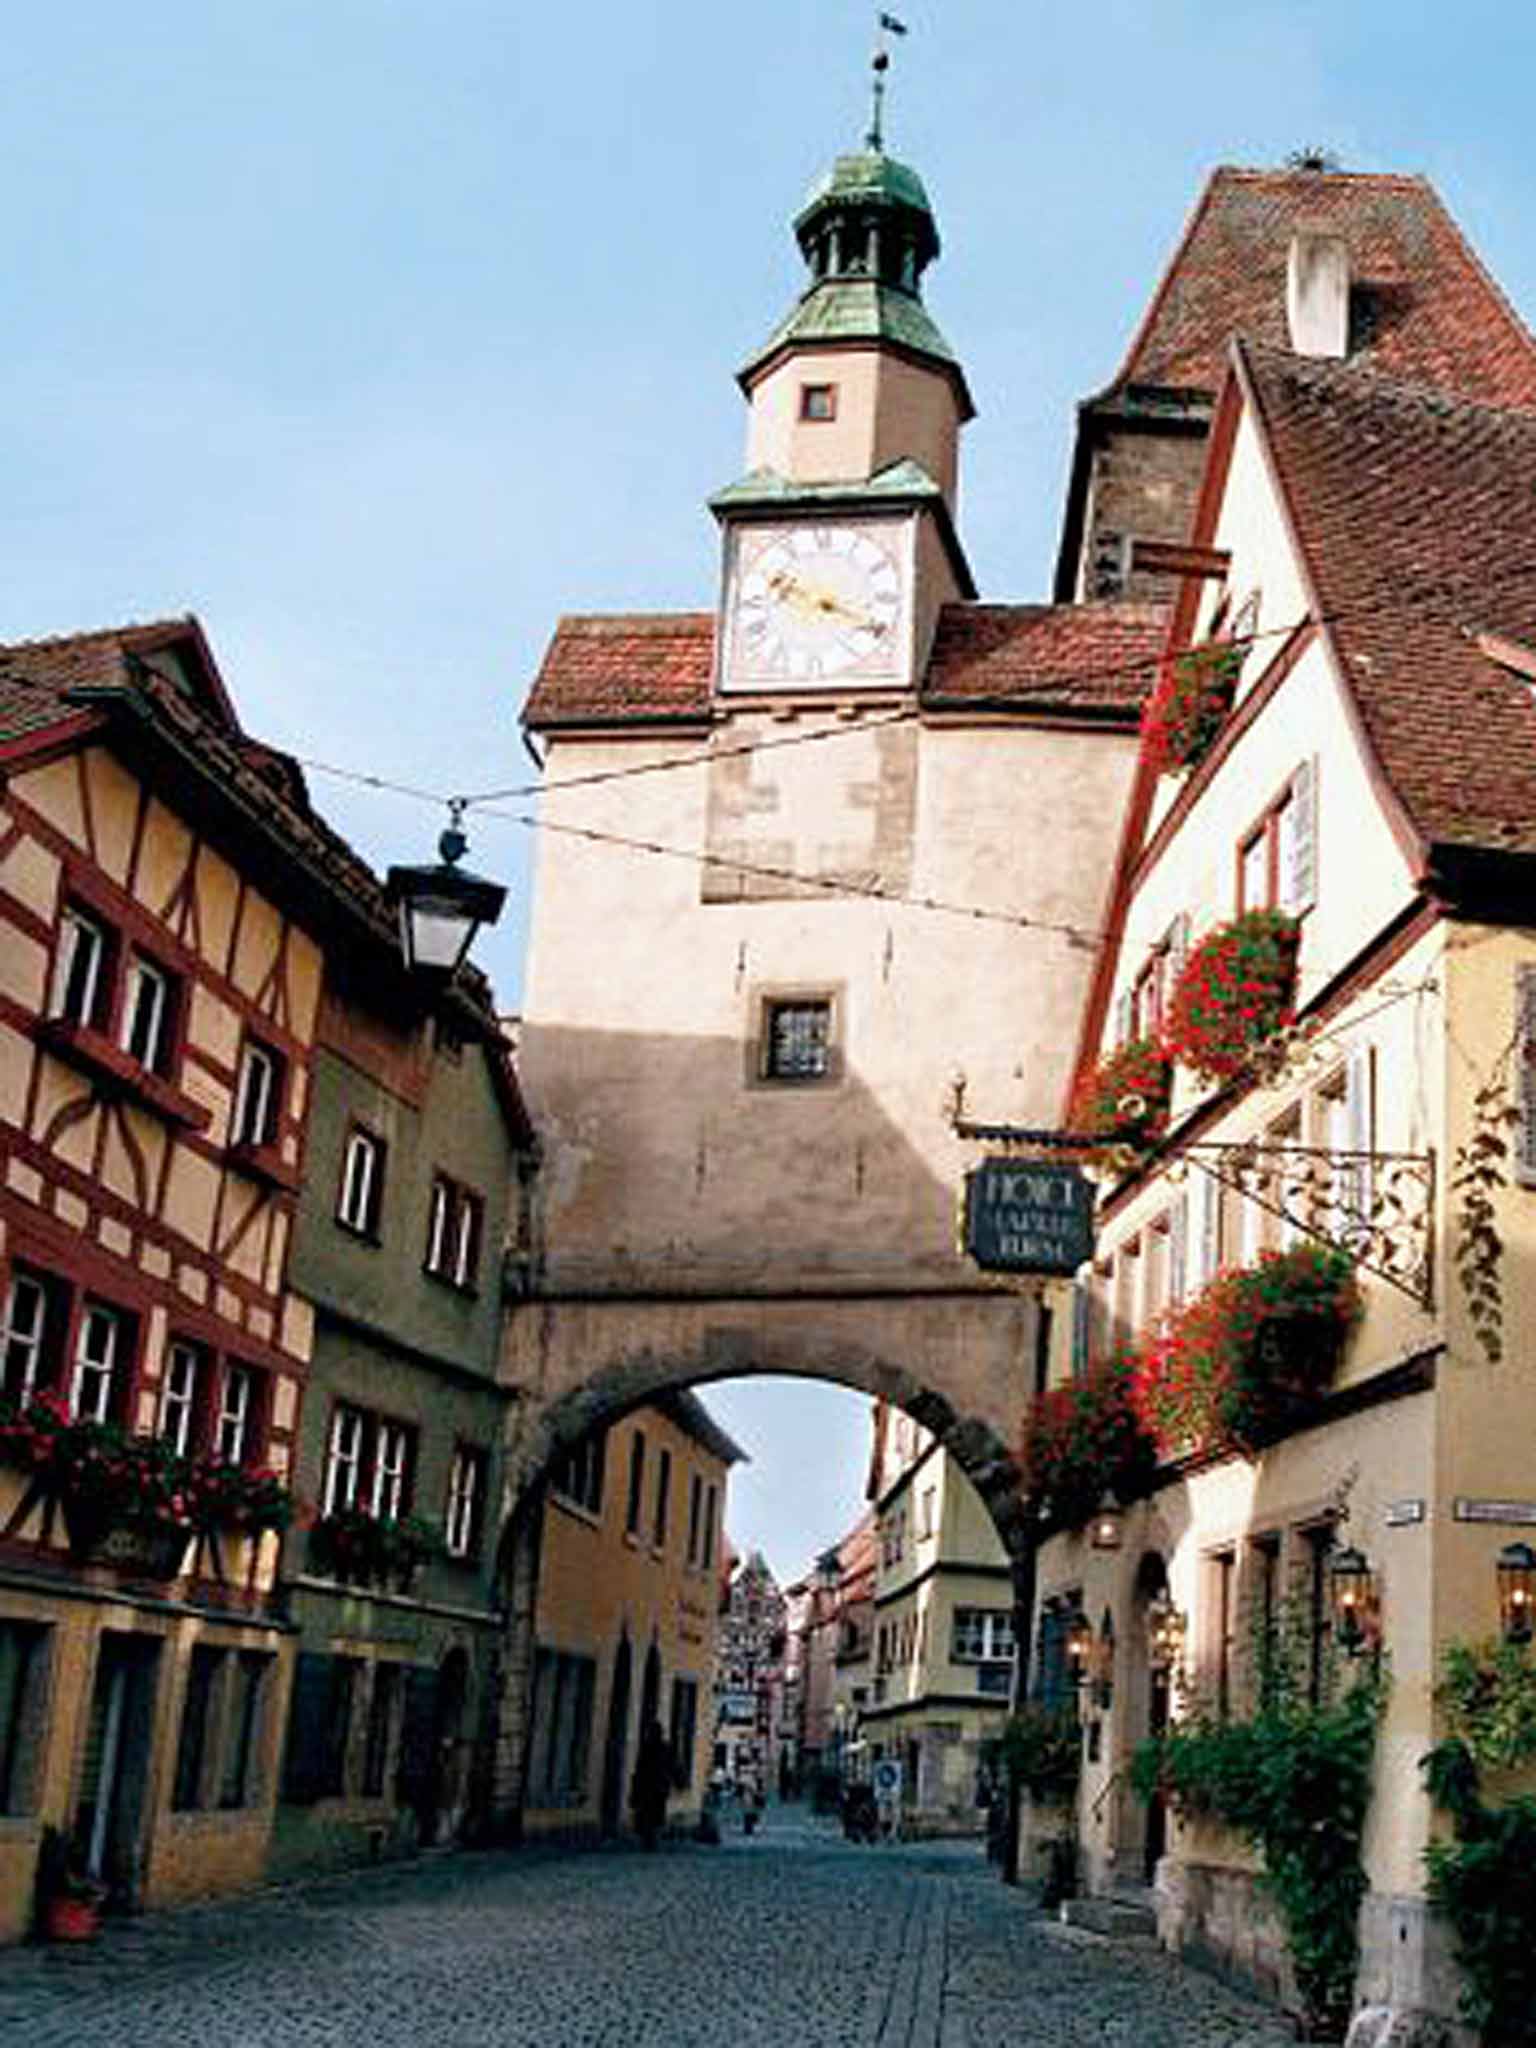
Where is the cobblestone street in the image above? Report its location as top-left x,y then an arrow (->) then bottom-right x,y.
0,1810 -> 1296,2048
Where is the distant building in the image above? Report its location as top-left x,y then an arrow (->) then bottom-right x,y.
713,1550 -> 787,1792
525,1392 -> 739,1838
864,1402 -> 1012,1832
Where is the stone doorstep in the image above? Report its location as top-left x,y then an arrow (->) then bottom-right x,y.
1058,1896 -> 1159,1941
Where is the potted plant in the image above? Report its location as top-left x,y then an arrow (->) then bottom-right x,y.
34,1825 -> 106,1942
1162,909 -> 1300,1084
1068,1037 -> 1172,1152
1141,639 -> 1247,777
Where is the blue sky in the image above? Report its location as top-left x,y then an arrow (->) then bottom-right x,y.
7,1 -> 1534,1578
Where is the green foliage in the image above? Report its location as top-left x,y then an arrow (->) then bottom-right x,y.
1421,1638 -> 1536,2045
1436,1638 -> 1536,1774
990,1704 -> 1081,1805
1133,1664 -> 1385,2037
1450,1074 -> 1520,1365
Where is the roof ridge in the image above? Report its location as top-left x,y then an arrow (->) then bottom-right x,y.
553,611 -> 714,634
0,615 -> 196,659
1238,336 -> 1536,427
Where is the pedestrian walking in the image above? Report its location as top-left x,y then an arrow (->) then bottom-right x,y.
630,1717 -> 673,1850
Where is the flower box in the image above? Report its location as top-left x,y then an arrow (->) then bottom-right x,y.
1069,1037 -> 1172,1151
1020,1349 -> 1158,1533
1162,910 -> 1300,1084
1132,1245 -> 1361,1460
1141,640 -> 1246,777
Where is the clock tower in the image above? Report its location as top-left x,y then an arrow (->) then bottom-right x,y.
713,126 -> 975,696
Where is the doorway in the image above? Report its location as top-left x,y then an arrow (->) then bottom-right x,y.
599,1635 -> 632,1836
75,1632 -> 161,1903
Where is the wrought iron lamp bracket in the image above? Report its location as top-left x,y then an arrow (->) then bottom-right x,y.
1181,1141 -> 1435,1308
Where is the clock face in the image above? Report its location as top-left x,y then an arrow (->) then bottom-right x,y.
724,521 -> 908,688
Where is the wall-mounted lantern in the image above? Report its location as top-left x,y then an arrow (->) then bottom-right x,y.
1089,1494 -> 1125,1551
1066,1611 -> 1094,1686
1146,1594 -> 1185,1674
386,804 -> 507,980
1327,1545 -> 1381,1656
1497,1540 -> 1536,1645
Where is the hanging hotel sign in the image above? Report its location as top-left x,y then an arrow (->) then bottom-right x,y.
963,1157 -> 1095,1276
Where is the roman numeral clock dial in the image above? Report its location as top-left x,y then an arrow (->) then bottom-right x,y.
724,522 -> 908,689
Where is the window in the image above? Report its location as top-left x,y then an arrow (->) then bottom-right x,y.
549,1426 -> 606,1516
159,1340 -> 203,1456
1252,1535 -> 1282,1709
214,1363 -> 258,1465
220,1652 -> 270,1809
0,1622 -> 47,1813
1211,1549 -> 1237,1719
952,1608 -> 1016,1664
50,906 -> 110,1027
669,1676 -> 699,1787
799,382 -> 837,422
626,1430 -> 646,1537
425,1175 -> 484,1288
653,1446 -> 672,1550
919,1487 -> 936,1541
686,1472 -> 703,1566
370,1419 -> 409,1520
445,1445 -> 487,1560
320,1656 -> 360,1797
337,1127 -> 386,1238
762,998 -> 832,1082
71,1302 -> 126,1423
2,1269 -> 53,1404
120,956 -> 176,1073
361,1662 -> 402,1799
1237,760 -> 1316,916
174,1645 -> 223,1810
702,1482 -> 718,1569
232,1038 -> 282,1148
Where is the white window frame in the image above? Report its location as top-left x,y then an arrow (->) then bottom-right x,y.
951,1607 -> 1016,1664
159,1340 -> 202,1456
71,1304 -> 122,1423
451,1190 -> 481,1287
324,1405 -> 365,1515
2,1273 -> 48,1404
51,907 -> 108,1027
426,1178 -> 451,1275
215,1363 -> 253,1465
233,1040 -> 279,1148
338,1128 -> 382,1236
445,1445 -> 482,1559
121,956 -> 172,1071
371,1419 -> 409,1521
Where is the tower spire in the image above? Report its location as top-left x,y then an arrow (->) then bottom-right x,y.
866,11 -> 908,153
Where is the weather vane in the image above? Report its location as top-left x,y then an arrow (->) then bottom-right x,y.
866,11 -> 908,153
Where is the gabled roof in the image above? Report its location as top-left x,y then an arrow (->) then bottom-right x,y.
922,601 -> 1164,714
1110,168 -> 1536,408
0,616 -> 240,749
523,600 -> 1163,732
1240,342 -> 1536,860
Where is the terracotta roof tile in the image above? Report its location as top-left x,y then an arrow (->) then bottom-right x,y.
523,613 -> 716,728
1112,169 -> 1536,409
922,601 -> 1165,711
1243,343 -> 1536,856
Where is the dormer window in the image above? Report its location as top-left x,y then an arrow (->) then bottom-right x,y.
799,383 -> 837,423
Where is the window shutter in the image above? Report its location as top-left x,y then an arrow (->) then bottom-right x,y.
1167,1191 -> 1189,1305
1345,1044 -> 1375,1240
1286,757 -> 1318,914
281,1652 -> 337,1807
1193,1167 -> 1222,1289
1518,967 -> 1536,1187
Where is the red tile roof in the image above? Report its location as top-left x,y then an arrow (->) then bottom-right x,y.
523,613 -> 716,728
922,601 -> 1165,712
1243,342 -> 1536,856
1111,168 -> 1536,409
523,602 -> 1165,729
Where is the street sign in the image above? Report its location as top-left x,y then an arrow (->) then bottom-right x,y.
964,1157 -> 1095,1275
872,1758 -> 902,1800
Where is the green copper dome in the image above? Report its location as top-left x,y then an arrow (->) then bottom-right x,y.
795,149 -> 937,243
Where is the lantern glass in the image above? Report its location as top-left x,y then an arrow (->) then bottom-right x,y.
1498,1541 -> 1536,1645
1090,1494 -> 1124,1551
1147,1594 -> 1184,1673
385,852 -> 507,980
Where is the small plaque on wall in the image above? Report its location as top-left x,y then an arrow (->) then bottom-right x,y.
1385,1499 -> 1426,1527
1453,1498 -> 1536,1526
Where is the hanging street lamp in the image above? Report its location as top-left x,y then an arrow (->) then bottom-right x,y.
1327,1545 -> 1381,1656
386,802 -> 507,980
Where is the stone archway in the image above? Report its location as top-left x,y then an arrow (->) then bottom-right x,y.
488,1290 -> 1046,1833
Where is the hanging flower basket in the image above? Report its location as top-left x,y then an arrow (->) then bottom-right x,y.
1141,640 -> 1247,776
1162,909 -> 1300,1083
1020,1348 -> 1159,1533
1132,1244 -> 1362,1460
1069,1037 -> 1172,1151
310,1507 -> 443,1591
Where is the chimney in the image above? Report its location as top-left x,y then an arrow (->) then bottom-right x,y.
1286,230 -> 1350,358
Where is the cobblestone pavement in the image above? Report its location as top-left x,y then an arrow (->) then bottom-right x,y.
0,1809 -> 1296,2047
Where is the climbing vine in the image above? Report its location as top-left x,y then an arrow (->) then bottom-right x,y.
1450,1066 -> 1520,1365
